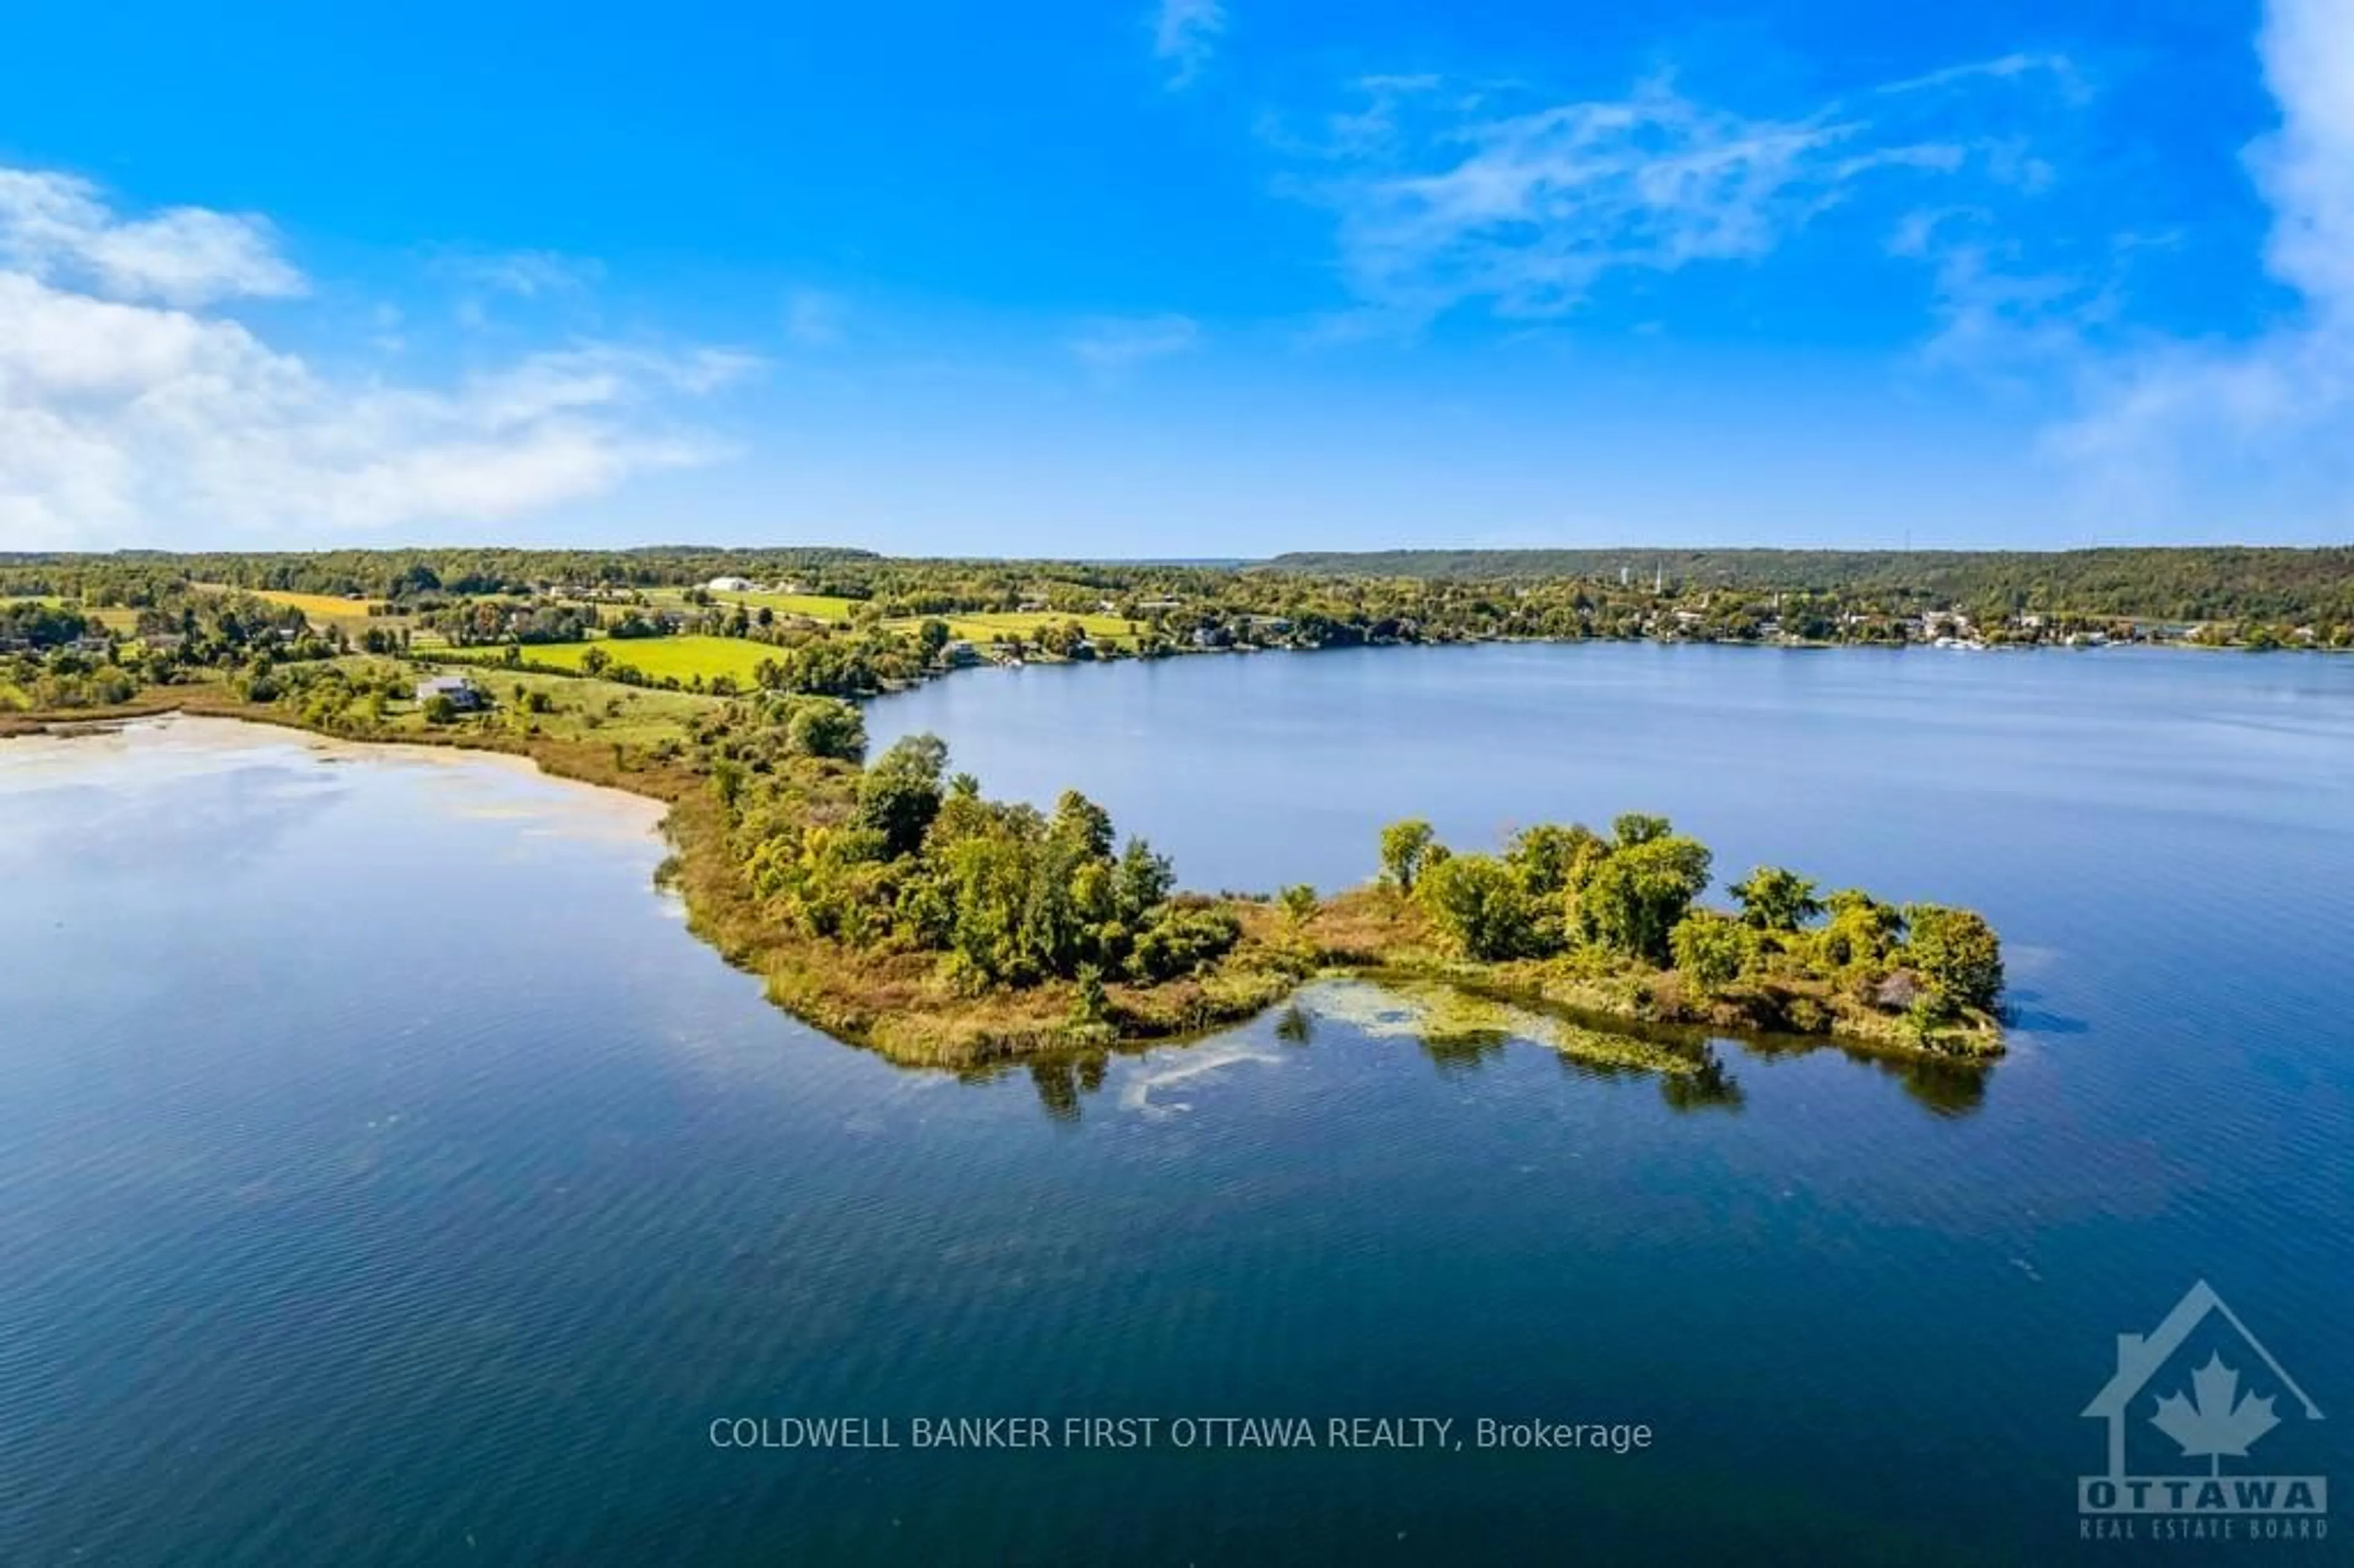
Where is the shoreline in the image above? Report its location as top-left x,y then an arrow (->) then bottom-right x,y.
4,692 -> 2004,1074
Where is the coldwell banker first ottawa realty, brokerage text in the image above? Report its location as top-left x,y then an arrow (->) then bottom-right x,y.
709,1415 -> 1656,1453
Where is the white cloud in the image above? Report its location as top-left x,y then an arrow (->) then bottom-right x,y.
1153,0 -> 1224,91
1875,52 -> 2085,104
2039,0 -> 2354,525
2254,0 -> 2354,310
0,168 -> 303,306
1280,72 -> 1990,330
1066,314 -> 1201,375
0,167 -> 756,549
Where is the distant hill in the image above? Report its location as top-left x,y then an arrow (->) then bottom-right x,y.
1256,547 -> 2354,623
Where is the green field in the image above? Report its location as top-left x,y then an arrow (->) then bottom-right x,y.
720,590 -> 861,622
456,635 -> 782,685
402,661 -> 720,741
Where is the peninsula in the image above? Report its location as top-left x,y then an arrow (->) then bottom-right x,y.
1,545 -> 2021,1069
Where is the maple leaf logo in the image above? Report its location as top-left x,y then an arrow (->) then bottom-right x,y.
2149,1353 -> 2281,1474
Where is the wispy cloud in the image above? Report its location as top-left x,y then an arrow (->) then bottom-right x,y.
1875,51 -> 2086,104
0,168 -> 303,306
1889,206 -> 2125,382
2035,0 -> 2354,524
1269,66 -> 2045,332
1067,314 -> 1201,375
432,248 -> 604,298
0,166 -> 754,548
1153,0 -> 1224,91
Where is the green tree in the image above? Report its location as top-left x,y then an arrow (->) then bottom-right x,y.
1418,853 -> 1541,961
782,695 -> 866,761
1278,884 -> 1320,924
1813,889 -> 1903,971
1049,789 -> 1116,859
1729,866 -> 1824,931
1900,904 -> 2005,1013
1379,818 -> 1439,892
1113,837 -> 1175,922
1579,833 -> 1713,964
1505,822 -> 1604,896
1669,910 -> 1752,995
1612,812 -> 1672,848
858,733 -> 950,856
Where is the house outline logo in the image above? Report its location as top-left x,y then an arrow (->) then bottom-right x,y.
2078,1279 -> 2329,1532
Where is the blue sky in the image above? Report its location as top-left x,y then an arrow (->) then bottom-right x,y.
1,0 -> 2347,554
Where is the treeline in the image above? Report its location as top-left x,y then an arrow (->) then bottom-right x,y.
0,547 -> 878,606
13,546 -> 2353,675
1262,547 -> 2354,625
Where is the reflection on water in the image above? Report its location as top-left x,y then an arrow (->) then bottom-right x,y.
938,974 -> 1975,1125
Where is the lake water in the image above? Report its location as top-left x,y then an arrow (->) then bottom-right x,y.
6,644 -> 2352,1565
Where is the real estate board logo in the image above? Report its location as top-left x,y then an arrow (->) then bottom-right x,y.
2079,1281 -> 2328,1540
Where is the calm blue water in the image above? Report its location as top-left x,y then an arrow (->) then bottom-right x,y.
5,644 -> 2352,1566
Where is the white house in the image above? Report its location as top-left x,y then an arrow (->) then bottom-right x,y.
706,576 -> 755,593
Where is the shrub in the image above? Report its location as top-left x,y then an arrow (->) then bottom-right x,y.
1128,905 -> 1241,982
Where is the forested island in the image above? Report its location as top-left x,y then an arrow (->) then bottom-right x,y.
0,546 -> 2013,1068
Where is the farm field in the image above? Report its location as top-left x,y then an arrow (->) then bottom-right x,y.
192,585 -> 389,628
3,595 -> 139,632
448,635 -> 781,685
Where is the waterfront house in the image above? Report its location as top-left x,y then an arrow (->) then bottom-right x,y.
415,674 -> 487,712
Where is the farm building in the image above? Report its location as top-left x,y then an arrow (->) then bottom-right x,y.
706,576 -> 756,593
